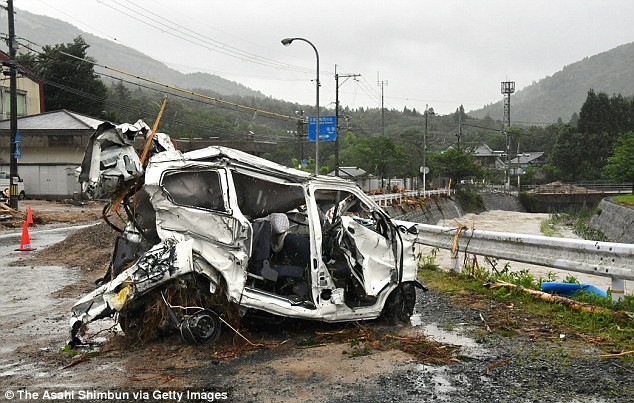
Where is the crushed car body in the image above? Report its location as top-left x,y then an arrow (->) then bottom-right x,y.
70,120 -> 422,345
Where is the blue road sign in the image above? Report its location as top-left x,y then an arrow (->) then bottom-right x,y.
307,115 -> 337,141
14,130 -> 21,144
14,144 -> 21,159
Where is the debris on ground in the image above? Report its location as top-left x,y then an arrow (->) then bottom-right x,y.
301,322 -> 461,364
531,181 -> 598,194
0,200 -> 102,230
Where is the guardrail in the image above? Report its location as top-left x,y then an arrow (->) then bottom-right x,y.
393,219 -> 634,301
370,189 -> 454,207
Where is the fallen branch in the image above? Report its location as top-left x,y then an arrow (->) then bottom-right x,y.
486,358 -> 511,372
479,312 -> 492,333
601,350 -> 634,359
490,281 -> 612,315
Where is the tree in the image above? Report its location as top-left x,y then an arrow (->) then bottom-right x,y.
427,147 -> 483,185
603,132 -> 634,194
17,36 -> 107,116
552,90 -> 634,181
341,134 -> 407,180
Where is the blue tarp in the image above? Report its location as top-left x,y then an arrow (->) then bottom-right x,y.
541,282 -> 607,298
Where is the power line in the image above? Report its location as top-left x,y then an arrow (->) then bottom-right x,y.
60,50 -> 297,121
11,35 -> 298,122
98,0 -> 313,75
13,53 -> 297,139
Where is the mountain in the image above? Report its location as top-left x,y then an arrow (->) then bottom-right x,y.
5,9 -> 634,130
0,8 -> 265,99
468,42 -> 634,124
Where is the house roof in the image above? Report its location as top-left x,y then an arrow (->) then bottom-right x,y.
510,152 -> 545,164
472,144 -> 499,157
0,109 -> 104,131
327,166 -> 368,178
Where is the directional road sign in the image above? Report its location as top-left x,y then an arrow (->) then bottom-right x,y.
307,115 -> 337,141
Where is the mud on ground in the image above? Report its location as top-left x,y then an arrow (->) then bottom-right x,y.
1,202 -> 633,402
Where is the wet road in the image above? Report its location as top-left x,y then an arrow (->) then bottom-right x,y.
0,223 -> 96,381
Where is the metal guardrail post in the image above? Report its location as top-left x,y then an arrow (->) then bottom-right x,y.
612,279 -> 625,302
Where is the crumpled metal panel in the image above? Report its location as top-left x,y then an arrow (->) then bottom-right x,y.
70,239 -> 195,340
142,158 -> 250,304
79,120 -> 150,199
339,216 -> 395,296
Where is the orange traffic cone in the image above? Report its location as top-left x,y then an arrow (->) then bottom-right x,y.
16,221 -> 33,251
26,206 -> 33,225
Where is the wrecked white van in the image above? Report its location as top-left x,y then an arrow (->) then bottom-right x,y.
70,120 -> 422,345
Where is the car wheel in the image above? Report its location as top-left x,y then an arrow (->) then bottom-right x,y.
179,309 -> 222,345
382,283 -> 417,325
18,191 -> 26,200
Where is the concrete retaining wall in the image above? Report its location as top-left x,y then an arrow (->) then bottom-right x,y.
480,192 -> 526,212
385,196 -> 464,224
387,192 -> 525,224
590,199 -> 634,244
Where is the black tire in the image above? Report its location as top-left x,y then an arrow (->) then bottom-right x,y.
179,309 -> 222,345
18,191 -> 25,200
382,283 -> 417,325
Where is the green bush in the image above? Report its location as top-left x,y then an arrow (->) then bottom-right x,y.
518,191 -> 539,212
455,189 -> 485,213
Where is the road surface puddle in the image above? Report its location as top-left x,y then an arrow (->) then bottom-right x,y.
411,314 -> 491,359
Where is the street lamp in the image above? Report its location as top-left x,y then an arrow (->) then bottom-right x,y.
423,105 -> 434,195
282,37 -> 320,175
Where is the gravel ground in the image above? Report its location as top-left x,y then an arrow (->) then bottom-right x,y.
178,287 -> 632,403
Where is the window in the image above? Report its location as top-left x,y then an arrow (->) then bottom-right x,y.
3,91 -> 27,116
161,170 -> 225,211
232,171 -> 306,219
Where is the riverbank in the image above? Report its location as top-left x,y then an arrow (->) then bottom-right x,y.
590,198 -> 634,243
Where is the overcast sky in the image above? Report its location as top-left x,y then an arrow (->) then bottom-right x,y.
14,0 -> 634,115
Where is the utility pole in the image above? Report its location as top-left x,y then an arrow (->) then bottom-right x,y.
377,74 -> 388,136
501,81 -> 515,191
295,110 -> 305,166
6,0 -> 18,209
423,105 -> 434,195
334,65 -> 360,177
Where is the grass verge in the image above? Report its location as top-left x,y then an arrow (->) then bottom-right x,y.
418,255 -> 634,358
613,194 -> 634,206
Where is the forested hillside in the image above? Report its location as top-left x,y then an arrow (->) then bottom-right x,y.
469,42 -> 634,124
0,8 -> 263,98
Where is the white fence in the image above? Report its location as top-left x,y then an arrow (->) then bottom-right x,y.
370,189 -> 454,207
394,219 -> 634,301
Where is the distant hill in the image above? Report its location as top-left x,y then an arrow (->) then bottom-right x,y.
468,42 -> 634,124
6,9 -> 634,132
0,8 -> 265,99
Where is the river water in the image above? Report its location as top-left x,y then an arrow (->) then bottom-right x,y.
418,210 -> 620,294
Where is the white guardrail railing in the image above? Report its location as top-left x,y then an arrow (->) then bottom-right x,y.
393,220 -> 634,301
370,189 -> 454,207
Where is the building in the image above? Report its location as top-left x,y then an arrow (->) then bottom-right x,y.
0,109 -> 104,198
471,144 -> 505,169
0,51 -> 44,120
509,152 -> 546,176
